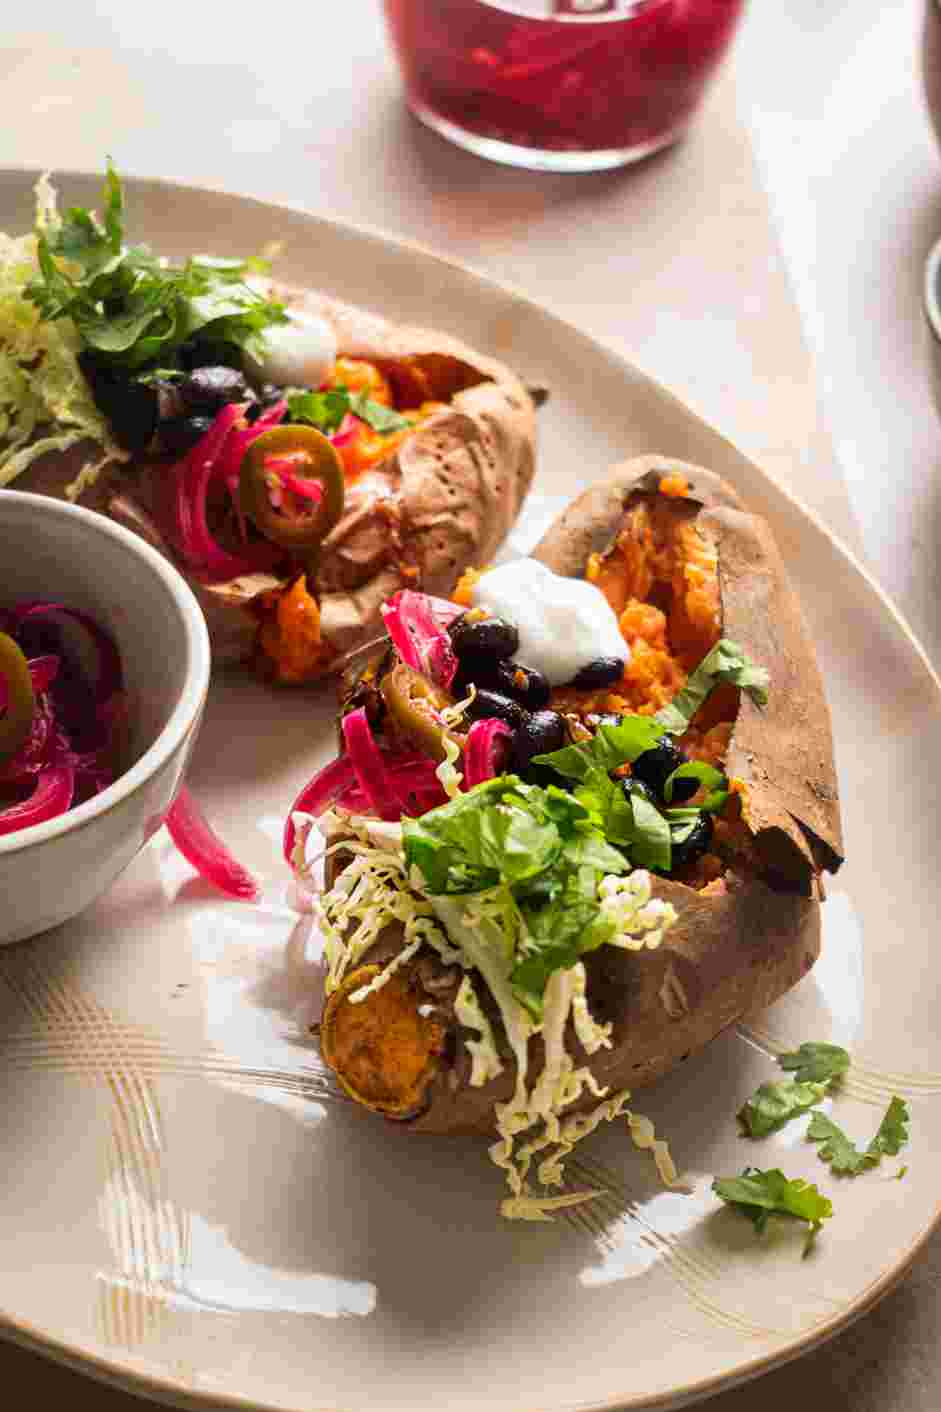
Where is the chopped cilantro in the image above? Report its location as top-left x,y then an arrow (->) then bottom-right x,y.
24,162 -> 288,373
737,1079 -> 831,1138
807,1097 -> 910,1177
779,1042 -> 850,1086
712,1167 -> 832,1256
287,384 -> 409,437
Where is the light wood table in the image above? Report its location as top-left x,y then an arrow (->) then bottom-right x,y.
1,2 -> 939,1407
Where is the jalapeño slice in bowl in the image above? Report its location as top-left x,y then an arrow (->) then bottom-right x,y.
0,631 -> 36,769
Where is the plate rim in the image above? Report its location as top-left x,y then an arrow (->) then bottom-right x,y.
1,165 -> 939,1412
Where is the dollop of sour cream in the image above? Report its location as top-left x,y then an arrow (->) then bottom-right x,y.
470,558 -> 629,687
250,309 -> 338,389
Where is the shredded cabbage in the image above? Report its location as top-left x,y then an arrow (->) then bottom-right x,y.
316,823 -> 681,1220
0,176 -> 126,490
435,734 -> 464,801
454,975 -> 504,1086
570,961 -> 613,1056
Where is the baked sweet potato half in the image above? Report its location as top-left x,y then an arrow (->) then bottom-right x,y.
16,288 -> 536,684
300,458 -> 843,1212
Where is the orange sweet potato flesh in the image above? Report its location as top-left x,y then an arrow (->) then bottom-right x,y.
321,965 -> 447,1118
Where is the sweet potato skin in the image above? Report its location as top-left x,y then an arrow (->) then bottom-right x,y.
14,289 -> 536,673
319,457 -> 842,1138
533,456 -> 844,887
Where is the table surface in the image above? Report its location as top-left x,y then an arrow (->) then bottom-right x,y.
2,1 -> 940,1408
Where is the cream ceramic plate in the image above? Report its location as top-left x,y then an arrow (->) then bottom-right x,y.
1,172 -> 939,1412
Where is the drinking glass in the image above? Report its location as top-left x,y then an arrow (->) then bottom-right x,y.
382,0 -> 746,173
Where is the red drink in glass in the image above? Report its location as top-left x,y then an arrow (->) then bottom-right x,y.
382,0 -> 745,171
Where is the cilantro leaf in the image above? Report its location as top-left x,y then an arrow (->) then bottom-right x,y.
286,387 -> 351,434
286,384 -> 409,436
869,1096 -> 911,1159
712,1167 -> 832,1255
655,639 -> 769,734
347,390 -> 410,433
737,1079 -> 830,1138
808,1097 -> 910,1176
779,1042 -> 850,1086
24,162 -> 287,375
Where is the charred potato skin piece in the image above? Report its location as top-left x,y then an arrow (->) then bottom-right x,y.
319,458 -> 843,1139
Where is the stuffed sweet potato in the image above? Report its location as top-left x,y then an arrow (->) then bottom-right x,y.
295,457 -> 843,1214
1,169 -> 535,685
17,289 -> 536,683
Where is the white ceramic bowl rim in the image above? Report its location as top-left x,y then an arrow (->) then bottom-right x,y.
0,490 -> 211,857
922,232 -> 941,343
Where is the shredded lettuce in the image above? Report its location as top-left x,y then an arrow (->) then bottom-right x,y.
0,176 -> 127,488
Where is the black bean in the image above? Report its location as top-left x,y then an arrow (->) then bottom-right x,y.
511,710 -> 567,774
452,651 -> 503,700
157,415 -> 214,456
464,689 -> 525,729
79,356 -> 158,452
180,365 -> 250,412
494,661 -> 551,711
449,614 -> 519,661
631,738 -> 697,802
670,813 -> 714,870
570,656 -> 626,690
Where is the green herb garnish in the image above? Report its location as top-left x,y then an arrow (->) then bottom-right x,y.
778,1042 -> 851,1085
287,384 -> 409,436
654,638 -> 769,735
24,161 -> 288,372
738,1042 -> 851,1137
807,1097 -> 910,1176
712,1168 -> 832,1256
738,1080 -> 831,1138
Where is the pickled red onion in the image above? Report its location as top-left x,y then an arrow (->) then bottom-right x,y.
380,589 -> 458,688
0,764 -> 74,835
165,786 -> 259,901
463,718 -> 512,787
341,708 -> 410,821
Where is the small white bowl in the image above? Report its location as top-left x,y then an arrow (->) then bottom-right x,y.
0,490 -> 211,944
923,232 -> 941,421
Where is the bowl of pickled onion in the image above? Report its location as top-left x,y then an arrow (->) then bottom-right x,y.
0,490 -> 210,944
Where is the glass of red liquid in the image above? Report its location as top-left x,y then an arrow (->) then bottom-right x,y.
382,0 -> 745,172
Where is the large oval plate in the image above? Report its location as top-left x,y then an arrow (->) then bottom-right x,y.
1,172 -> 939,1412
